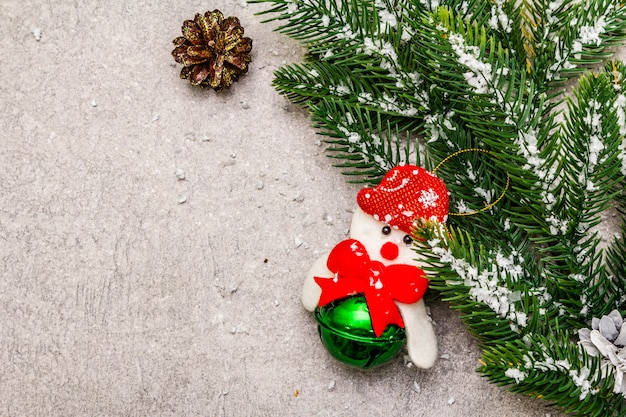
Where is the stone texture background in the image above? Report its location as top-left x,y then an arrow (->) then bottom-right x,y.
3,1 -> 617,415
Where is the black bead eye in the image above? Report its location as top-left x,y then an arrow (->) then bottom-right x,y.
403,235 -> 413,245
381,225 -> 392,235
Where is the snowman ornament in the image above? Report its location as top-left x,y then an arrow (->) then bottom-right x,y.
302,164 -> 449,369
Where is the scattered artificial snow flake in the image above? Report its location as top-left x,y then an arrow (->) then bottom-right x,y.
488,0 -> 512,33
427,238 -> 441,248
459,1 -> 469,16
378,9 -> 397,27
327,380 -> 336,392
175,168 -> 186,180
546,0 -> 566,24
332,83 -> 351,96
286,1 -> 298,14
569,367 -> 597,400
586,180 -> 597,192
578,17 -> 607,47
400,26 -> 414,42
465,164 -> 476,181
515,312 -> 528,327
294,236 -> 304,249
399,106 -> 418,117
495,251 -> 523,280
442,115 -> 457,133
447,397 -> 455,405
91,99 -> 97,107
32,28 -> 42,41
574,245 -> 592,264
455,200 -> 472,214
337,24 -> 357,40
357,92 -> 373,104
614,94 -> 626,135
588,134 -> 605,169
546,215 -> 568,235
419,0 -> 440,10
448,33 -> 494,95
585,101 -> 603,126
178,195 -> 188,204
411,381 -> 421,393
375,0 -> 397,28
541,191 -> 556,209
321,15 -> 330,27
403,354 -> 414,368
515,129 -> 549,182
229,281 -> 240,294
321,49 -> 334,59
338,126 -> 361,145
569,274 -> 586,283
475,187 -> 493,204
505,367 -> 528,383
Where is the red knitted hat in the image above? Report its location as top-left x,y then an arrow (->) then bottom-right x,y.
357,165 -> 449,233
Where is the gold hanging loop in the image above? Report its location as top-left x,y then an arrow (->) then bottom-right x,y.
432,148 -> 510,217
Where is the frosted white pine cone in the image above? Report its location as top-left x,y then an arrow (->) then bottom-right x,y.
578,309 -> 626,397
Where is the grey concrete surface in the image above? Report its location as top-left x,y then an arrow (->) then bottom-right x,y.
0,1 -> 580,416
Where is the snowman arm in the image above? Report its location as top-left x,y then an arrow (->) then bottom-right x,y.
396,299 -> 438,369
302,252 -> 332,312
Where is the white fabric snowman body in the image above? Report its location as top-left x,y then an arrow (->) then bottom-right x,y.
302,165 -> 449,369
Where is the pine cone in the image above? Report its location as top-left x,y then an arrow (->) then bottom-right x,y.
172,10 -> 252,91
579,310 -> 626,397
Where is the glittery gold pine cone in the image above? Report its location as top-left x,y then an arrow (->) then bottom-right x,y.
172,10 -> 252,91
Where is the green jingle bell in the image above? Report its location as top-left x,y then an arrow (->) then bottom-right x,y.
314,295 -> 406,369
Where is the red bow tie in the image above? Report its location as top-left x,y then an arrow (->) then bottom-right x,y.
314,239 -> 429,337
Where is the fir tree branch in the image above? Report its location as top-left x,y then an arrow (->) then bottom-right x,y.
480,335 -> 622,417
520,0 -> 626,86
308,98 -> 423,183
414,224 -> 555,344
514,65 -> 626,326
